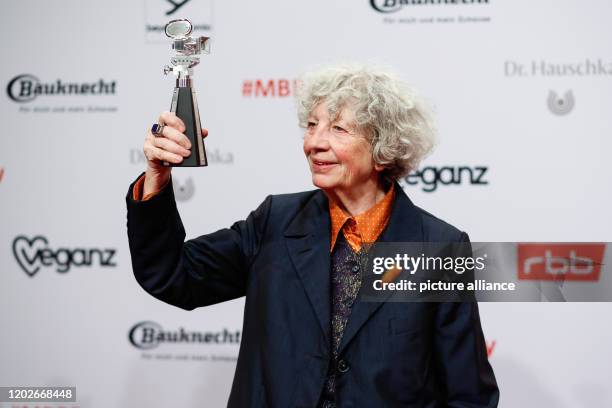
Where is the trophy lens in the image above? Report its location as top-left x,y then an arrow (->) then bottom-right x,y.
165,19 -> 192,39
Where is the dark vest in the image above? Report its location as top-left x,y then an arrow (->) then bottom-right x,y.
318,232 -> 369,408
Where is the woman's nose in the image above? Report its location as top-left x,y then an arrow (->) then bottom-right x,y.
305,126 -> 330,151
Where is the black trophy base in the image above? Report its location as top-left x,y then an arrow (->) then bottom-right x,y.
164,86 -> 208,167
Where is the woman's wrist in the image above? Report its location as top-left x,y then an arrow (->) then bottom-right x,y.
143,167 -> 171,197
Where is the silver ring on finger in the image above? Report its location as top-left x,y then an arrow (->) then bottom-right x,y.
151,123 -> 165,137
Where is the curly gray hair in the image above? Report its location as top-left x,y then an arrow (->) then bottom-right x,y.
296,63 -> 436,180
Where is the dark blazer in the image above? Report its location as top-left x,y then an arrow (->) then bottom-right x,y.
126,176 -> 499,408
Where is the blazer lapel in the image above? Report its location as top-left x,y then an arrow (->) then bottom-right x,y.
284,190 -> 332,347
338,183 -> 424,355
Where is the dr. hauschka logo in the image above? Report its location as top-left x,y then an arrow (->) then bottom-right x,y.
241,79 -> 299,98
173,176 -> 195,202
145,0 -> 212,42
402,165 -> 489,192
128,321 -> 241,350
505,59 -> 612,78
518,244 -> 605,281
547,90 -> 574,116
6,74 -> 117,103
12,235 -> 117,277
371,0 -> 490,14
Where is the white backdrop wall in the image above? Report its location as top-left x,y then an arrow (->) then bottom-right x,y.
1,0 -> 611,407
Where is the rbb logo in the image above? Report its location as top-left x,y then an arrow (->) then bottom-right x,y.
518,244 -> 605,281
242,79 -> 298,98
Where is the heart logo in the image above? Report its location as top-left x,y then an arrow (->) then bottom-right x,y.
12,235 -> 48,277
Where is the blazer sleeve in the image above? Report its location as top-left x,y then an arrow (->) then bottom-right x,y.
126,174 -> 272,310
434,232 -> 500,407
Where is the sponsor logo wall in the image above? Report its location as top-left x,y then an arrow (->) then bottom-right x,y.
1,1 -> 611,407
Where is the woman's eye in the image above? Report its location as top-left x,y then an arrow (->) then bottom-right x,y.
332,125 -> 347,133
307,121 -> 317,129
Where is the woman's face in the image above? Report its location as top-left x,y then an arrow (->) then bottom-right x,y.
303,102 -> 382,193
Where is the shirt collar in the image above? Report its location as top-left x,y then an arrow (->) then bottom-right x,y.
328,183 -> 396,251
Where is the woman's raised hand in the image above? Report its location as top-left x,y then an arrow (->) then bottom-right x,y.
142,111 -> 208,196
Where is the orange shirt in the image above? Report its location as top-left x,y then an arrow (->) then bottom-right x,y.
329,184 -> 395,253
132,174 -> 168,201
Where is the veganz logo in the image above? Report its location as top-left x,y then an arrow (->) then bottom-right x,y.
128,321 -> 241,350
12,235 -> 117,277
371,0 -> 490,13
6,74 -> 117,103
403,166 -> 488,192
518,244 -> 605,281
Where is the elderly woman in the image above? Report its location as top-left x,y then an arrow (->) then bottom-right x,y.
126,64 -> 499,407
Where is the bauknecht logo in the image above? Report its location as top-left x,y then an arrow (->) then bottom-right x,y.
128,321 -> 241,350
12,235 -> 117,277
6,74 -> 117,103
371,0 -> 489,13
403,165 -> 488,192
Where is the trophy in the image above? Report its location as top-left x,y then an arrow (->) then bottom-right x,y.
161,19 -> 210,167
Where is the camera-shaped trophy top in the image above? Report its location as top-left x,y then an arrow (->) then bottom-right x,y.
163,19 -> 211,87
